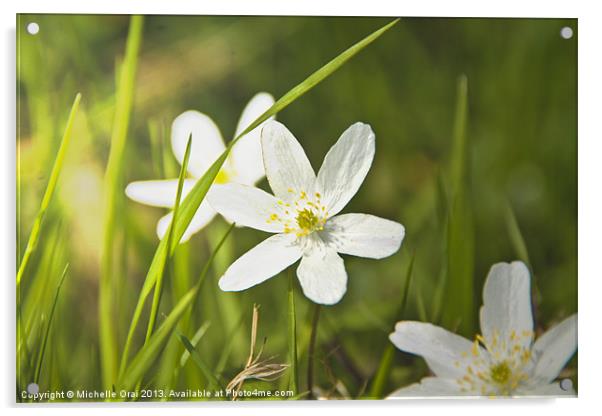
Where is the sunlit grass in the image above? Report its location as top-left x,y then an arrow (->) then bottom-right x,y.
99,14 -> 144,388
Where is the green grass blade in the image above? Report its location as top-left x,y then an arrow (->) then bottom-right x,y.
179,322 -> 211,368
215,312 -> 246,375
503,200 -> 541,305
145,135 -> 192,341
99,15 -> 144,388
119,18 -> 398,377
504,200 -> 531,265
450,75 -> 469,193
191,222 -> 235,316
16,93 -> 81,287
231,18 -> 399,145
443,75 -> 475,337
287,270 -> 298,396
368,253 -> 415,399
33,264 -> 69,384
117,287 -> 195,393
177,333 -> 223,391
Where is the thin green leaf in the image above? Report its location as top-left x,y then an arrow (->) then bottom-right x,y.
504,199 -> 531,265
119,18 -> 399,377
368,253 -> 415,399
33,264 -> 69,384
197,222 -> 235,291
145,135 -> 192,341
117,287 -> 195,392
307,304 -> 321,399
215,312 -> 246,375
179,322 -> 211,368
231,18 -> 400,145
16,93 -> 81,287
99,14 -> 144,388
443,74 -> 475,337
287,270 -> 298,396
177,333 -> 223,391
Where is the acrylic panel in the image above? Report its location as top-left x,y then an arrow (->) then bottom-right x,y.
16,14 -> 577,402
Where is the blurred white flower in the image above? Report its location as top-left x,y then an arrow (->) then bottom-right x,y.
208,121 -> 405,305
125,92 -> 275,243
389,261 -> 577,397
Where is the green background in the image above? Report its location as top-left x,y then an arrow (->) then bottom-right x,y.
17,15 -> 577,399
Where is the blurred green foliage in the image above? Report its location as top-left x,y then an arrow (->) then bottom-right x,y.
17,15 -> 576,400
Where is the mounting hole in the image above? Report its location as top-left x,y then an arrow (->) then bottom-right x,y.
26,22 -> 40,35
560,26 -> 573,39
26,382 -> 39,395
560,378 -> 573,391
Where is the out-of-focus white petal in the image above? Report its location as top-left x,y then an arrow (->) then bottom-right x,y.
296,246 -> 347,305
125,179 -> 196,208
171,110 -> 226,178
324,213 -> 404,259
208,183 -> 284,233
260,121 -> 316,199
479,261 -> 534,350
387,377 -> 465,398
156,199 -> 217,243
532,314 -> 577,383
230,92 -> 275,185
389,321 -> 481,378
316,122 -> 375,216
219,233 -> 302,291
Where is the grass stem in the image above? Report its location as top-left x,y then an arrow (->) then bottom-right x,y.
307,303 -> 321,399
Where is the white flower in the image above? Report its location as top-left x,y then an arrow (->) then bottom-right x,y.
125,92 -> 275,243
208,120 -> 405,305
389,261 -> 577,397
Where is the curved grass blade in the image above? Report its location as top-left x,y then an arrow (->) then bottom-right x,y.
178,332 -> 223,392
145,135 -> 192,341
119,17 -> 400,378
367,253 -> 414,399
99,14 -> 144,388
179,322 -> 211,368
16,93 -> 81,287
33,264 -> 69,384
117,287 -> 195,393
504,199 -> 531,265
232,18 -> 400,144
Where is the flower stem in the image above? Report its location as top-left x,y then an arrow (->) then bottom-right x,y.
307,303 -> 321,399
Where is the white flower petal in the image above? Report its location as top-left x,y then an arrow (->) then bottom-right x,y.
479,261 -> 534,350
261,121 -> 316,199
208,183 -> 284,233
171,110 -> 226,178
532,314 -> 577,383
324,213 -> 404,259
230,92 -> 275,185
517,382 -> 575,396
316,122 -> 375,216
219,233 -> 302,291
296,246 -> 347,305
156,199 -> 217,243
387,377 -> 464,398
125,179 -> 196,208
389,321 -> 480,378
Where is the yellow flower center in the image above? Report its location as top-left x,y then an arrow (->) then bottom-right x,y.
455,329 -> 535,396
490,361 -> 511,385
296,208 -> 324,234
214,169 -> 230,184
266,189 -> 328,237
